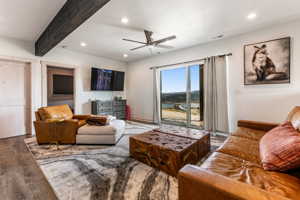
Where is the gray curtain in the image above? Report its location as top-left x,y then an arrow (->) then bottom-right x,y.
153,68 -> 161,124
204,56 -> 229,133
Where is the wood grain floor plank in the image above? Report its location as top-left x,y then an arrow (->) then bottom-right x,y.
0,136 -> 57,200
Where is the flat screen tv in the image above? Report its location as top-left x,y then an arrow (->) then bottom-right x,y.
53,74 -> 74,95
112,71 -> 125,91
91,68 -> 125,91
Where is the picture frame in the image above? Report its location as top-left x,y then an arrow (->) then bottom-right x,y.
244,37 -> 291,85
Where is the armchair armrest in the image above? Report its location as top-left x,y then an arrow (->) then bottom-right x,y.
73,115 -> 92,120
237,120 -> 279,132
178,165 -> 289,200
34,120 -> 78,144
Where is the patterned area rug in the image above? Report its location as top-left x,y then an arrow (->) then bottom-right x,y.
24,121 -> 226,200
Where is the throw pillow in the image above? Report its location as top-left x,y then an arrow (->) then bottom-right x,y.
260,121 -> 300,171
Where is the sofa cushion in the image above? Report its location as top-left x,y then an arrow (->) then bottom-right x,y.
260,122 -> 300,171
217,135 -> 261,164
231,127 -> 266,141
38,104 -> 73,120
200,152 -> 300,199
78,124 -> 116,135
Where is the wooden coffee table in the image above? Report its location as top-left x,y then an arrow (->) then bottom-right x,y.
129,126 -> 210,177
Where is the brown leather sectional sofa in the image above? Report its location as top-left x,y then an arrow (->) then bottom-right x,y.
179,119 -> 300,200
34,105 -> 90,144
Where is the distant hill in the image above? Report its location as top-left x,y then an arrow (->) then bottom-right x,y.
161,91 -> 201,103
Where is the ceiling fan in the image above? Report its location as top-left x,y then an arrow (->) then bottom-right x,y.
123,30 -> 176,51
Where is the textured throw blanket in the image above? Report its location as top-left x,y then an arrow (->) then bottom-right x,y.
86,116 -> 107,126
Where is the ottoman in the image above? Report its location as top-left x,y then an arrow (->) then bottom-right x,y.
76,119 -> 125,144
130,127 -> 210,176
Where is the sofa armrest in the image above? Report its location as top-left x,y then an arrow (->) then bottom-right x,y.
34,120 -> 78,144
237,120 -> 279,132
73,115 -> 92,120
178,165 -> 289,200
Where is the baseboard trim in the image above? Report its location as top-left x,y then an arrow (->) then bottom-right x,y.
130,118 -> 156,125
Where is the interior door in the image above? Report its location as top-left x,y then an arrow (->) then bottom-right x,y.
0,59 -> 30,138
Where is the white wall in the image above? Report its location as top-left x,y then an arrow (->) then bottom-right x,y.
0,36 -> 127,134
127,20 -> 300,132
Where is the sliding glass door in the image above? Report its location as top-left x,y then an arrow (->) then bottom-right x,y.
161,67 -> 187,126
160,64 -> 204,128
189,65 -> 204,127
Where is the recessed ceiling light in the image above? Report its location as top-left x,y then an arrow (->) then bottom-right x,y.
121,17 -> 129,24
80,42 -> 87,47
123,54 -> 128,58
247,13 -> 257,20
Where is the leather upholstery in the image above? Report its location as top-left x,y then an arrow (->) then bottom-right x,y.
34,120 -> 78,144
178,116 -> 300,200
38,104 -> 73,120
34,105 -> 91,144
237,120 -> 279,132
231,127 -> 265,141
217,136 -> 261,164
179,165 -> 291,200
201,152 -> 300,199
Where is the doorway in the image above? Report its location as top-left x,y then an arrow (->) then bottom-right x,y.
47,66 -> 75,111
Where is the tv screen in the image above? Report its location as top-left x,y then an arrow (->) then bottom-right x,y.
53,75 -> 74,95
91,68 -> 125,91
91,68 -> 113,91
112,71 -> 125,91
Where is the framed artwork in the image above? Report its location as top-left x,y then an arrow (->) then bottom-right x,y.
244,37 -> 291,85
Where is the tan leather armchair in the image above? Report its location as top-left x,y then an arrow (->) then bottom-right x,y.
34,104 -> 91,144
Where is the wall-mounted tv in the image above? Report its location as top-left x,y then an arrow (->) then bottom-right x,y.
53,74 -> 74,95
91,68 -> 125,91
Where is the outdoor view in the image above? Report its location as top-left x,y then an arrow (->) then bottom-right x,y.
161,65 -> 203,127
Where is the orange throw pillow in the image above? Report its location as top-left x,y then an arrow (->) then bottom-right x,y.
260,122 -> 300,171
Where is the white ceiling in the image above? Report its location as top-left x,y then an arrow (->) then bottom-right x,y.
59,0 -> 300,62
0,0 -> 66,41
1,0 -> 300,62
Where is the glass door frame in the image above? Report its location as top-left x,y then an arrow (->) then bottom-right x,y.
159,63 -> 203,129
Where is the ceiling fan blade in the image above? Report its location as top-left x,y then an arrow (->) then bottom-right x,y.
130,45 -> 148,51
155,44 -> 174,49
144,30 -> 153,43
153,35 -> 176,44
123,39 -> 147,45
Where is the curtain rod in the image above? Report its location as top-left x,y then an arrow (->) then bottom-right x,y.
150,53 -> 232,70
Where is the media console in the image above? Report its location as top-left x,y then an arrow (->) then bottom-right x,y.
91,100 -> 126,120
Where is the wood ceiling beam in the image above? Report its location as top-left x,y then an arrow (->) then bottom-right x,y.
35,0 -> 111,56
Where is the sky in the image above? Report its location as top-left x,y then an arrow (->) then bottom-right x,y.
161,65 -> 200,93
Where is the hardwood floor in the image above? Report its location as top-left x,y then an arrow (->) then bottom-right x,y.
0,136 -> 57,200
